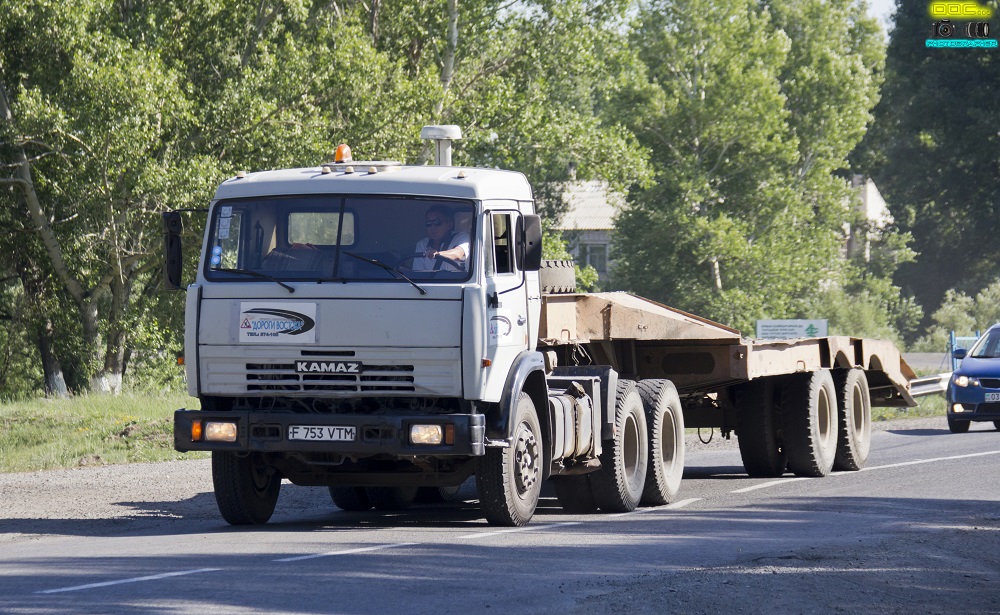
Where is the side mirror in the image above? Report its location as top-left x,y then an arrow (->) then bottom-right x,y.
520,214 -> 542,272
953,348 -> 968,360
163,212 -> 183,290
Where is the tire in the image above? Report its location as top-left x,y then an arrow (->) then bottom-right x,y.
735,378 -> 786,478
948,415 -> 971,433
781,370 -> 838,478
329,486 -> 372,511
212,452 -> 281,525
994,420 -> 1000,431
832,369 -> 872,471
475,392 -> 543,526
539,260 -> 576,294
553,475 -> 599,513
366,486 -> 419,511
636,379 -> 685,505
590,380 -> 649,512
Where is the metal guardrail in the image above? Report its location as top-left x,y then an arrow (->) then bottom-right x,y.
909,372 -> 950,397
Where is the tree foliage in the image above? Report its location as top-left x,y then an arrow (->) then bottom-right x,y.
611,0 -> 893,334
0,0 -> 647,396
856,0 -> 1000,330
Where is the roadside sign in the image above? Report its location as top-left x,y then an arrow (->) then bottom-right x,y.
756,319 -> 828,339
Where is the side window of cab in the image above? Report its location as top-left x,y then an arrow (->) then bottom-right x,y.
490,212 -> 515,276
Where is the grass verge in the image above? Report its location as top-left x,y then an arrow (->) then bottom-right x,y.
872,392 -> 946,421
0,393 -> 206,473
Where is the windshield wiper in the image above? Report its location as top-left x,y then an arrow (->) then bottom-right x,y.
344,252 -> 426,295
212,267 -> 294,293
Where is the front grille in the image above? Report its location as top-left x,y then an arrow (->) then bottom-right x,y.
980,378 -> 1000,389
973,402 -> 1000,414
246,362 -> 416,392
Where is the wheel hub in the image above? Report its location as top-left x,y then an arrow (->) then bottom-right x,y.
514,425 -> 540,495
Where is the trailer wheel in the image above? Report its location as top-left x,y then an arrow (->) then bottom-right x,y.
212,452 -> 281,525
636,379 -> 685,506
833,369 -> 872,471
475,392 -> 542,526
366,486 -> 419,511
553,475 -> 599,513
735,378 -> 786,477
590,380 -> 648,512
329,486 -> 372,511
948,415 -> 970,433
781,370 -> 838,477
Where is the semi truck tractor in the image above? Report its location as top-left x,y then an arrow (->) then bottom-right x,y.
165,125 -> 915,527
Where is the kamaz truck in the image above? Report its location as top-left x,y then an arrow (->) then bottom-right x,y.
165,126 -> 915,527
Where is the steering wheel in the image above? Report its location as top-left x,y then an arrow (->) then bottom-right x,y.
397,252 -> 463,271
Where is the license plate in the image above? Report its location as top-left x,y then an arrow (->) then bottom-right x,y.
288,425 -> 357,442
986,393 -> 1000,402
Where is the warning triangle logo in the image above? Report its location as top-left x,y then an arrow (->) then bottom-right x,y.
241,318 -> 251,329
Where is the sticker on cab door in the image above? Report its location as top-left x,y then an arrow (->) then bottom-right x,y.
239,302 -> 317,343
488,311 -> 516,347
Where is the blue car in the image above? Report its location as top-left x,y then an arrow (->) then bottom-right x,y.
947,324 -> 1000,433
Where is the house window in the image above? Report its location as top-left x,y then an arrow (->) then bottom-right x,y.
579,244 -> 607,275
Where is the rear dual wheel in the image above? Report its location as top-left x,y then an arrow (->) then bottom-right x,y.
589,380 -> 649,512
833,369 -> 872,471
735,378 -> 786,478
553,380 -> 651,514
782,370 -> 838,477
636,379 -> 685,506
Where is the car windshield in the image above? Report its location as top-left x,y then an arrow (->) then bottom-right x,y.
204,195 -> 475,283
968,329 -> 1000,358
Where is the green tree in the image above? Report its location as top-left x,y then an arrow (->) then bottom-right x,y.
856,0 -> 1000,329
612,0 -> 887,333
0,0 -> 651,396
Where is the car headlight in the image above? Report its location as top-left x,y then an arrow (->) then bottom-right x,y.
953,374 -> 980,387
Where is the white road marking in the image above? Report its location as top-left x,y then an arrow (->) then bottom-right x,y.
731,477 -> 811,493
274,542 -> 417,562
608,498 -> 704,517
36,568 -> 221,595
861,450 -> 1000,471
730,450 -> 1000,494
457,521 -> 580,540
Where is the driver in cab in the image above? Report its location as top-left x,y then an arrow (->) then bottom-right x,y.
412,204 -> 469,271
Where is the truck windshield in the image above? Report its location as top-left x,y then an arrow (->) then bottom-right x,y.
204,195 -> 476,283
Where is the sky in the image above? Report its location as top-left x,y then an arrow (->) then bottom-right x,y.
869,0 -> 896,32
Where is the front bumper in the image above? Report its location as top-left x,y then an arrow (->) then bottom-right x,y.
947,386 -> 1000,421
174,409 -> 485,457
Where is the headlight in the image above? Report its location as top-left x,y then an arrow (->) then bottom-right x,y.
205,421 -> 238,442
410,424 -> 444,445
953,375 -> 980,387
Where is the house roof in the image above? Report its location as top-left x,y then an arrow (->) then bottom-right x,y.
554,181 -> 624,231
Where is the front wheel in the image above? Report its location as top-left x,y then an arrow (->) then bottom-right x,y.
475,392 -> 543,526
948,415 -> 971,433
212,452 -> 281,525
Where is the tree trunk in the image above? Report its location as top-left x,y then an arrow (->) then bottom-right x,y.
37,319 -> 69,398
418,0 -> 459,165
710,257 -> 723,292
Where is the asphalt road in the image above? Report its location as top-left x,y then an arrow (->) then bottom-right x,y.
2,419 -> 999,614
